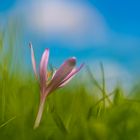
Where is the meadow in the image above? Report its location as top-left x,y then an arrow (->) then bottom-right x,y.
0,27 -> 140,140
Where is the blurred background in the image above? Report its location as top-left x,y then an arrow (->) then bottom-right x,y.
0,0 -> 140,90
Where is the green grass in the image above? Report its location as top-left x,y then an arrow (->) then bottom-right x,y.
0,25 -> 140,140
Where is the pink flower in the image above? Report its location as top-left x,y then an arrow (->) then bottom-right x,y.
29,43 -> 84,129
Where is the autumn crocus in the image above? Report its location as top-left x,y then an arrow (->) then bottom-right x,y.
29,43 -> 83,129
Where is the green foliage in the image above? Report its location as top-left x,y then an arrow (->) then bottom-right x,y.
0,27 -> 140,140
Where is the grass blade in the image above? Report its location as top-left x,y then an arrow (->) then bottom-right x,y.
100,62 -> 106,109
50,105 -> 68,134
0,116 -> 16,129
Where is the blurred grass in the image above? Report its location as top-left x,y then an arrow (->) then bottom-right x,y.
0,24 -> 140,140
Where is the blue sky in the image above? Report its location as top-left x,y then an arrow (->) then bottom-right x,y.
0,0 -> 140,86
93,0 -> 140,33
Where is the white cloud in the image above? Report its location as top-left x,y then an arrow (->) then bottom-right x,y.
15,0 -> 110,47
87,60 -> 133,93
11,0 -> 140,50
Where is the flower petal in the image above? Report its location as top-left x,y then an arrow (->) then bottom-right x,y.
39,48 -> 49,87
58,63 -> 84,88
47,57 -> 76,92
29,43 -> 38,80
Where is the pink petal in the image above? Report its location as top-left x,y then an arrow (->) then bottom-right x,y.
39,48 -> 49,88
58,68 -> 76,88
47,57 -> 76,92
58,63 -> 84,88
29,43 -> 38,80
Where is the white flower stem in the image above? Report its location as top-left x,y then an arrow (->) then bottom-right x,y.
34,96 -> 46,129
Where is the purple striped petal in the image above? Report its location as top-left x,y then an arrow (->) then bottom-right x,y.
47,57 -> 76,92
58,68 -> 76,88
29,43 -> 38,80
58,63 -> 84,88
39,48 -> 49,88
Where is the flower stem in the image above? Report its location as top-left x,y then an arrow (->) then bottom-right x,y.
34,96 -> 46,129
